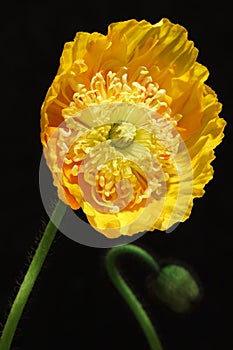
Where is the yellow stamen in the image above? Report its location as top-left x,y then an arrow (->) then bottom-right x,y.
63,66 -> 180,125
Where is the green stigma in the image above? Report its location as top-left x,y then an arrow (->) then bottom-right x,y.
109,121 -> 137,149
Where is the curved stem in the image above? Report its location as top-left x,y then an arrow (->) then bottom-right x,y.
0,200 -> 67,350
105,244 -> 163,350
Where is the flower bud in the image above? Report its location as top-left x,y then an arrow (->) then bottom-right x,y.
147,264 -> 200,313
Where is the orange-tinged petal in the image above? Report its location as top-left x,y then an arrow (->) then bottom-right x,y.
170,63 -> 209,140
185,86 -> 226,198
109,19 -> 198,78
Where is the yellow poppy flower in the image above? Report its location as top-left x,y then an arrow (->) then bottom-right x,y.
40,18 -> 226,238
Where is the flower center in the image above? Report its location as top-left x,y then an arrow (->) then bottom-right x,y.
60,102 -> 178,214
109,122 -> 136,149
58,65 -> 185,220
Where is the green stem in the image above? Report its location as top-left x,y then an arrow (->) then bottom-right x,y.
0,200 -> 67,350
105,244 -> 163,350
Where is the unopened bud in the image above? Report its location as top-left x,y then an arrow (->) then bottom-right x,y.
147,264 -> 200,313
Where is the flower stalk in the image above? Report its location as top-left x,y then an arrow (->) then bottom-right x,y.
106,244 -> 163,350
0,200 -> 67,350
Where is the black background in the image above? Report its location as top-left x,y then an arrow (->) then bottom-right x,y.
0,1 -> 232,349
